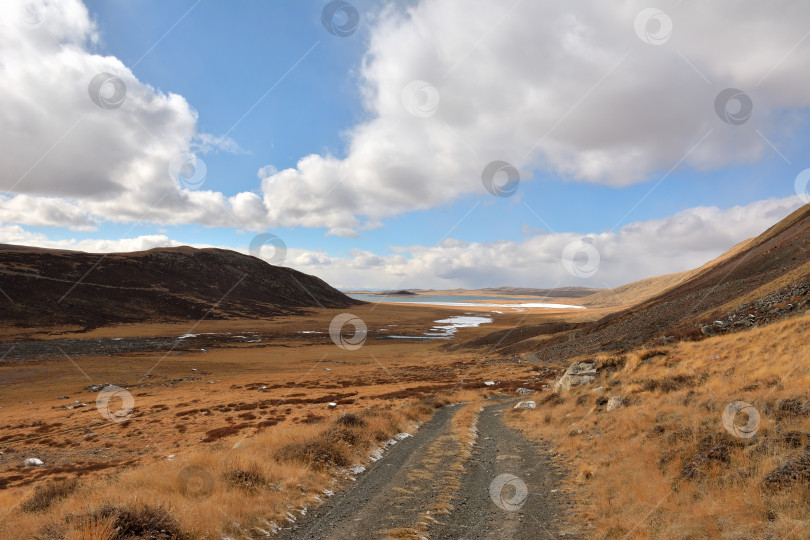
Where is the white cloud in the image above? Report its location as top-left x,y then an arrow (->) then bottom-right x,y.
0,224 -> 190,252
283,196 -> 804,289
0,0 -> 198,225
2,0 -> 809,235
254,0 -> 810,233
3,196 -> 801,290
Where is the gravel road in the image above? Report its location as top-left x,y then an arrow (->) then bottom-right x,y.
429,401 -> 569,539
277,400 -> 572,540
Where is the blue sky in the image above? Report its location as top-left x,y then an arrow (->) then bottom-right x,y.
1,0 -> 808,288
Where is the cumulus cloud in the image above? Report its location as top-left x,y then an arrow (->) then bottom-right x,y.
1,0 -> 809,235
4,196 -> 800,290
0,224 -> 190,252
256,0 -> 810,233
283,196 -> 805,289
0,0 -> 257,231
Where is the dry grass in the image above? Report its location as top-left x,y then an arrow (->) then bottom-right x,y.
506,313 -> 810,539
0,389 -> 482,539
20,478 -> 78,513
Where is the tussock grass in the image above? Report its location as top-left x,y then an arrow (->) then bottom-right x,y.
20,478 -> 79,513
0,390 -> 478,539
506,313 -> 810,539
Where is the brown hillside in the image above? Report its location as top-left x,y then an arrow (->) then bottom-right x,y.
0,245 -> 360,329
474,204 -> 810,358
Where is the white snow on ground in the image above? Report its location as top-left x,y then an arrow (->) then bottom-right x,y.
424,315 -> 494,339
377,300 -> 585,309
178,332 -> 221,339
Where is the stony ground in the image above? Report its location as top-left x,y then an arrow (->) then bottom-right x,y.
278,400 -> 576,540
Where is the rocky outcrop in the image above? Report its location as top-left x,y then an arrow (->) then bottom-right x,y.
699,282 -> 810,338
553,361 -> 598,392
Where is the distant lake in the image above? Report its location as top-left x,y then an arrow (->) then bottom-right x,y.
347,293 -> 547,303
346,293 -> 584,309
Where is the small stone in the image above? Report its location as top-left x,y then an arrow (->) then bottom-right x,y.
327,402 -> 338,409
24,457 -> 45,467
514,400 -> 537,410
606,396 -> 624,412
484,381 -> 496,386
515,387 -> 533,395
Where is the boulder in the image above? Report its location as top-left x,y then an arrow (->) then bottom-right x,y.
699,324 -> 716,337
515,388 -> 533,395
606,396 -> 624,412
553,361 -> 598,392
514,401 -> 537,410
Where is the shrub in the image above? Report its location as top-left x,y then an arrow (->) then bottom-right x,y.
276,438 -> 352,467
335,412 -> 366,427
21,478 -> 79,513
224,462 -> 267,491
81,503 -> 187,539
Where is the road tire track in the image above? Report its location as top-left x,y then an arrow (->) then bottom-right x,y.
278,403 -> 463,540
277,400 -> 570,539
429,401 -> 568,539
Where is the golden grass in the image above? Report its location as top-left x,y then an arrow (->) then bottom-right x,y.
581,271 -> 691,309
0,390 -> 480,539
506,313 -> 810,539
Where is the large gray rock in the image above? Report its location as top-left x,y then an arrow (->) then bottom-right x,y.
699,324 -> 716,337
553,361 -> 598,392
514,400 -> 537,409
606,396 -> 624,412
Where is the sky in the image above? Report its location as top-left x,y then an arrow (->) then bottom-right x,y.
1,0 -> 809,290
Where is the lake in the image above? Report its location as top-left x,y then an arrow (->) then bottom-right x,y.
346,293 -> 584,309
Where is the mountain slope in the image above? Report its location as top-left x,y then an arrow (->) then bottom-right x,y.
474,204 -> 810,358
0,246 -> 361,328
543,204 -> 810,359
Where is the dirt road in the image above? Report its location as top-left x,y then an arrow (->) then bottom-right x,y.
278,400 -> 572,539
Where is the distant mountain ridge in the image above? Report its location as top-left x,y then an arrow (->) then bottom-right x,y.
348,286 -> 602,298
0,246 -> 360,329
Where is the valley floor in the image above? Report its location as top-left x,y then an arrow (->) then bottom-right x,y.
0,302 -> 807,539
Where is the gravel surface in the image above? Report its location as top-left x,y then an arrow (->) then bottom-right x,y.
277,400 -> 571,539
430,401 -> 570,539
